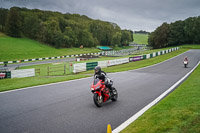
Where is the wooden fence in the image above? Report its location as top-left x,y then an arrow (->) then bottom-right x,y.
47,64 -> 66,76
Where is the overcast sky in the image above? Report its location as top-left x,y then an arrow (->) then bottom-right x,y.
1,0 -> 200,31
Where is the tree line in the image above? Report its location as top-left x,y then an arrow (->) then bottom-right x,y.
134,30 -> 150,34
0,7 -> 133,48
148,16 -> 200,48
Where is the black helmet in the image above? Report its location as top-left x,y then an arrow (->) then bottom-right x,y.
94,66 -> 101,74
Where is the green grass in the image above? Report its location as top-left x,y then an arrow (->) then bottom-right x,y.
0,35 -> 100,62
121,63 -> 200,133
133,33 -> 148,44
180,44 -> 200,49
0,48 -> 188,92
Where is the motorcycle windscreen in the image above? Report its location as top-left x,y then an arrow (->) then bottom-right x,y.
93,78 -> 100,85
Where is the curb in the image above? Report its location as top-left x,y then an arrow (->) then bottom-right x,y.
0,52 -> 101,65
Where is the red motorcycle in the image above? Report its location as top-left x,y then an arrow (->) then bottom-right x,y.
90,78 -> 118,107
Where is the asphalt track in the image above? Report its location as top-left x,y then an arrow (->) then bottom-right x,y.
0,49 -> 200,133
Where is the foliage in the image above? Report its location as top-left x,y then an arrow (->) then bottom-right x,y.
5,7 -> 21,37
0,8 -> 8,32
112,32 -> 122,46
121,30 -> 133,46
149,16 -> 200,48
0,7 -> 133,48
148,23 -> 169,48
134,30 -> 150,34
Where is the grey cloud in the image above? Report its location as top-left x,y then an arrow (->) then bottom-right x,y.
0,0 -> 200,31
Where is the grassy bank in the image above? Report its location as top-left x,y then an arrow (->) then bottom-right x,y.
180,44 -> 200,49
0,48 -> 187,92
133,33 -> 148,44
122,62 -> 200,133
0,35 -> 100,62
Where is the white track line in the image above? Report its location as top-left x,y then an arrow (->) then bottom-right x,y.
0,50 -> 188,94
112,60 -> 200,133
0,77 -> 92,94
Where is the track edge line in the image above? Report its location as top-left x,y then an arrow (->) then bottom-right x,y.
112,60 -> 200,133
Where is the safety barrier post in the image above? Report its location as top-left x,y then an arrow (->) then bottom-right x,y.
64,64 -> 66,75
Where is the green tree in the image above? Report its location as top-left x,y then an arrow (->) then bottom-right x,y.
0,8 -> 8,32
111,32 -> 122,47
193,17 -> 200,43
63,27 -> 78,48
1,7 -> 137,48
6,7 -> 21,37
168,20 -> 185,45
130,30 -> 134,42
43,18 -> 62,47
184,17 -> 200,44
22,13 -> 41,39
77,29 -> 95,47
54,31 -> 64,48
121,30 -> 132,46
148,22 -> 169,48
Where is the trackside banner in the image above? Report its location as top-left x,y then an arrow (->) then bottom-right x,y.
11,68 -> 35,78
107,58 -> 129,66
129,56 -> 143,62
98,61 -> 108,68
73,63 -> 86,73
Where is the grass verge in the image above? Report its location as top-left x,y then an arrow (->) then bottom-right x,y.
180,44 -> 200,49
121,62 -> 200,133
0,35 -> 100,62
0,48 -> 187,92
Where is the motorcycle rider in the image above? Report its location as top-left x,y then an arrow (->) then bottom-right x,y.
94,66 -> 113,92
184,56 -> 188,64
94,66 -> 106,81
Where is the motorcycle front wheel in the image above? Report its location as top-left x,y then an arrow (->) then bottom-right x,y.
93,93 -> 103,107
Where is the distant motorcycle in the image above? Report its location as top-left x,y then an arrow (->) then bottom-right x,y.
183,60 -> 188,68
90,77 -> 118,107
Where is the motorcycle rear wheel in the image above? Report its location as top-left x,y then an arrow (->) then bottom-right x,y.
111,87 -> 118,101
93,93 -> 103,107
184,64 -> 187,68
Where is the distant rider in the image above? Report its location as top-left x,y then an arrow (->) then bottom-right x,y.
184,56 -> 188,64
